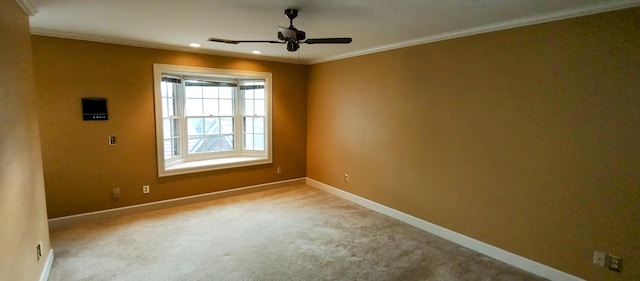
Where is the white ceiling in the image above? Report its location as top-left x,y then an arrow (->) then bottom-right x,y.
26,0 -> 640,64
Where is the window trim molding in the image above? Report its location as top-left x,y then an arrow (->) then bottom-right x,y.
153,63 -> 273,177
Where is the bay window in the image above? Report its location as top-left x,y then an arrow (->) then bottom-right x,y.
153,64 -> 272,176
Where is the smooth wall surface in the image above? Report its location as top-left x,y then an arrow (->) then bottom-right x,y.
0,1 -> 52,280
307,7 -> 639,281
32,36 -> 307,218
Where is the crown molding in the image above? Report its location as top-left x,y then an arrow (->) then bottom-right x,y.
15,0 -> 38,16
309,0 -> 640,64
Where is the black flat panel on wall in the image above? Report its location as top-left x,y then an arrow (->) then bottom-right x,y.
82,98 -> 108,121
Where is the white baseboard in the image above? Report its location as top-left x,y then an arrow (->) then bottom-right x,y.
39,249 -> 54,281
306,177 -> 585,281
49,178 -> 306,229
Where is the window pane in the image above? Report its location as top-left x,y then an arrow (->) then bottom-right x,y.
221,117 -> 233,134
161,81 -> 167,97
162,98 -> 169,117
221,135 -> 234,151
166,84 -> 174,98
244,117 -> 254,133
161,82 -> 168,97
202,87 -> 218,99
162,118 -> 181,138
255,89 -> 264,99
172,119 -> 180,137
244,100 -> 254,115
185,99 -> 203,116
244,90 -> 254,99
254,117 -> 264,133
188,137 -> 204,153
204,117 -> 219,135
203,136 -> 220,152
172,138 -> 180,156
161,81 -> 178,98
163,138 -> 180,159
164,140 -> 172,159
254,134 -> 264,150
255,100 -> 265,116
168,97 -> 176,116
203,99 -> 219,116
219,87 -> 233,99
244,134 -> 253,150
187,118 -> 204,135
185,86 -> 201,98
163,119 -> 171,138
220,99 -> 233,116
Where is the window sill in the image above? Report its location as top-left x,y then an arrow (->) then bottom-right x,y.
160,156 -> 271,177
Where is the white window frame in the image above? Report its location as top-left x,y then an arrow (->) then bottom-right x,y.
153,64 -> 272,177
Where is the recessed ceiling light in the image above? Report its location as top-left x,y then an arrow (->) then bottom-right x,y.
189,43 -> 201,48
252,50 -> 262,55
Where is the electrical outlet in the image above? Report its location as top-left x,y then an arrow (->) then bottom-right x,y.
108,135 -> 117,145
593,251 -> 606,267
277,167 -> 282,174
344,174 -> 349,182
112,188 -> 120,199
143,185 -> 150,194
36,242 -> 42,261
606,253 -> 622,272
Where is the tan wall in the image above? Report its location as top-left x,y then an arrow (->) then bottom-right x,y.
32,36 -> 307,218
307,8 -> 639,281
0,1 -> 52,280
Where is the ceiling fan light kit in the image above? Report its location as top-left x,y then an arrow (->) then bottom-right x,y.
208,8 -> 352,52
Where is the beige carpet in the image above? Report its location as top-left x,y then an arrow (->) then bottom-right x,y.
48,185 -> 548,281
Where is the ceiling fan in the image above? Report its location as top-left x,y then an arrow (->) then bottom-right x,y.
208,8 -> 352,52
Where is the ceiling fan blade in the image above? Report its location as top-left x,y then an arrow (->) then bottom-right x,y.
303,38 -> 352,44
208,38 -> 239,44
208,38 -> 283,44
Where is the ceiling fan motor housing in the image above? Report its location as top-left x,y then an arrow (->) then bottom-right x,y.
296,30 -> 306,40
287,41 -> 300,51
278,28 -> 305,41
